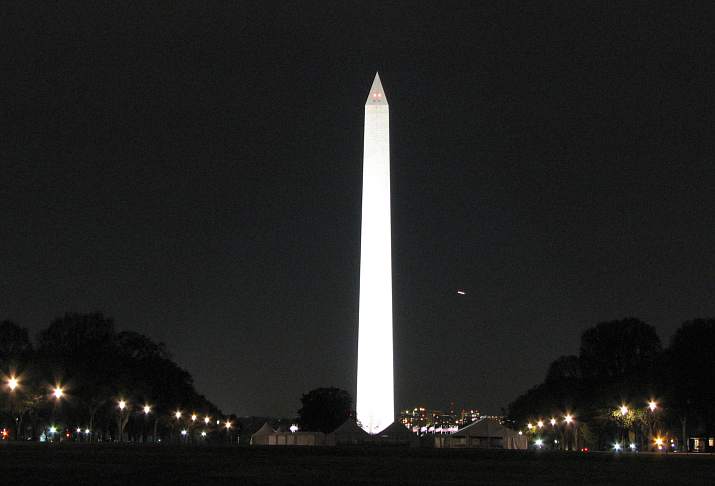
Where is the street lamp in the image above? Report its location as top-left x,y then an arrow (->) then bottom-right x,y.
648,400 -> 657,412
204,416 -> 210,425
118,400 -> 127,411
144,404 -> 151,415
191,414 -> 197,422
549,418 -> 557,426
174,410 -> 182,420
564,414 -> 574,424
536,420 -> 544,429
619,405 -> 629,416
8,376 -> 19,392
52,385 -> 64,399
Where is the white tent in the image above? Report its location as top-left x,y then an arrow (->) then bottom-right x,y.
326,418 -> 371,446
250,422 -> 275,446
435,417 -> 527,449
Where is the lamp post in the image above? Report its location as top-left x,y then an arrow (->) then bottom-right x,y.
7,376 -> 19,440
117,399 -> 130,442
646,400 -> 658,450
224,420 -> 232,444
564,414 -> 575,451
142,404 -> 151,443
174,410 -> 182,443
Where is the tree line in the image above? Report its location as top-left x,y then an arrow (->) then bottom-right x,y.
0,313 -> 228,442
506,317 -> 715,451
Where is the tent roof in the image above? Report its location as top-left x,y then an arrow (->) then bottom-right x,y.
331,418 -> 370,436
375,421 -> 414,439
252,422 -> 275,436
452,417 -> 520,438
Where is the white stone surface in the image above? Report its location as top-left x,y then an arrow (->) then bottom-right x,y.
356,73 -> 394,434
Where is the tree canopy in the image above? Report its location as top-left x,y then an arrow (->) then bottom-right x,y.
507,317 -> 715,450
297,387 -> 352,433
0,312 -> 223,441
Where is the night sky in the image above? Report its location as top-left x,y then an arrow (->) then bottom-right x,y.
3,2 -> 714,417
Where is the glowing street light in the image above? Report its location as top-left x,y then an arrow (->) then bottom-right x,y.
224,420 -> 232,430
535,438 -> 543,448
143,404 -> 151,415
85,428 -> 90,434
180,429 -> 187,436
536,420 -> 544,429
629,443 -> 637,451
118,400 -> 127,411
613,442 -> 622,451
549,418 -> 556,426
76,427 -> 81,433
619,405 -> 629,416
52,385 -> 64,399
201,431 -> 207,437
648,400 -> 658,412
204,416 -> 210,425
8,376 -> 19,392
174,410 -> 182,420
49,426 -> 57,434
191,414 -> 197,422
564,414 -> 574,424
527,422 -> 534,431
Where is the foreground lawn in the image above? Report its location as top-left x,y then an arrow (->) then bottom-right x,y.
1,443 -> 714,485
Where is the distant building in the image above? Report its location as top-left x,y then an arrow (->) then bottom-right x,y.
399,405 -> 481,434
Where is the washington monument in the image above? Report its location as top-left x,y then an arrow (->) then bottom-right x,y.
356,73 -> 394,434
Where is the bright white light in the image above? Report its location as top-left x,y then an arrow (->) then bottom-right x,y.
53,386 -> 64,399
201,431 -> 207,437
518,431 -> 523,435
8,377 -> 18,391
357,72 -> 394,435
619,405 -> 628,416
537,420 -> 544,428
629,443 -> 637,450
191,414 -> 197,422
204,416 -> 210,425
85,429 -> 90,434
549,418 -> 556,426
648,400 -> 657,411
457,290 -> 466,295
144,405 -> 151,414
49,426 -> 57,434
181,429 -> 187,436
175,411 -> 182,419
118,400 -> 126,410
535,439 -> 543,447
76,427 -> 81,433
613,443 -> 622,451
527,423 -> 534,430
224,421 -> 231,429
290,425 -> 299,433
564,414 -> 574,424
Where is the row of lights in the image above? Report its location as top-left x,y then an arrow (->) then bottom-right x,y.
6,377 -> 233,433
526,413 -> 575,432
526,400 -> 659,433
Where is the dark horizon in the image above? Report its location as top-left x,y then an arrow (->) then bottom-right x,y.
3,2 -> 714,417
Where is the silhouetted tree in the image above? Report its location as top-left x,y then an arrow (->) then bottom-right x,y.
297,387 -> 352,433
665,319 -> 715,449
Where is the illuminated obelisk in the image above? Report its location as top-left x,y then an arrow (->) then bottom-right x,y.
356,73 -> 394,434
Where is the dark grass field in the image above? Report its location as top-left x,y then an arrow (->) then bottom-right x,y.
1,444 -> 714,485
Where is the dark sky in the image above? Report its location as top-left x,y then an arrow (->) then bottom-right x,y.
3,2 -> 714,417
